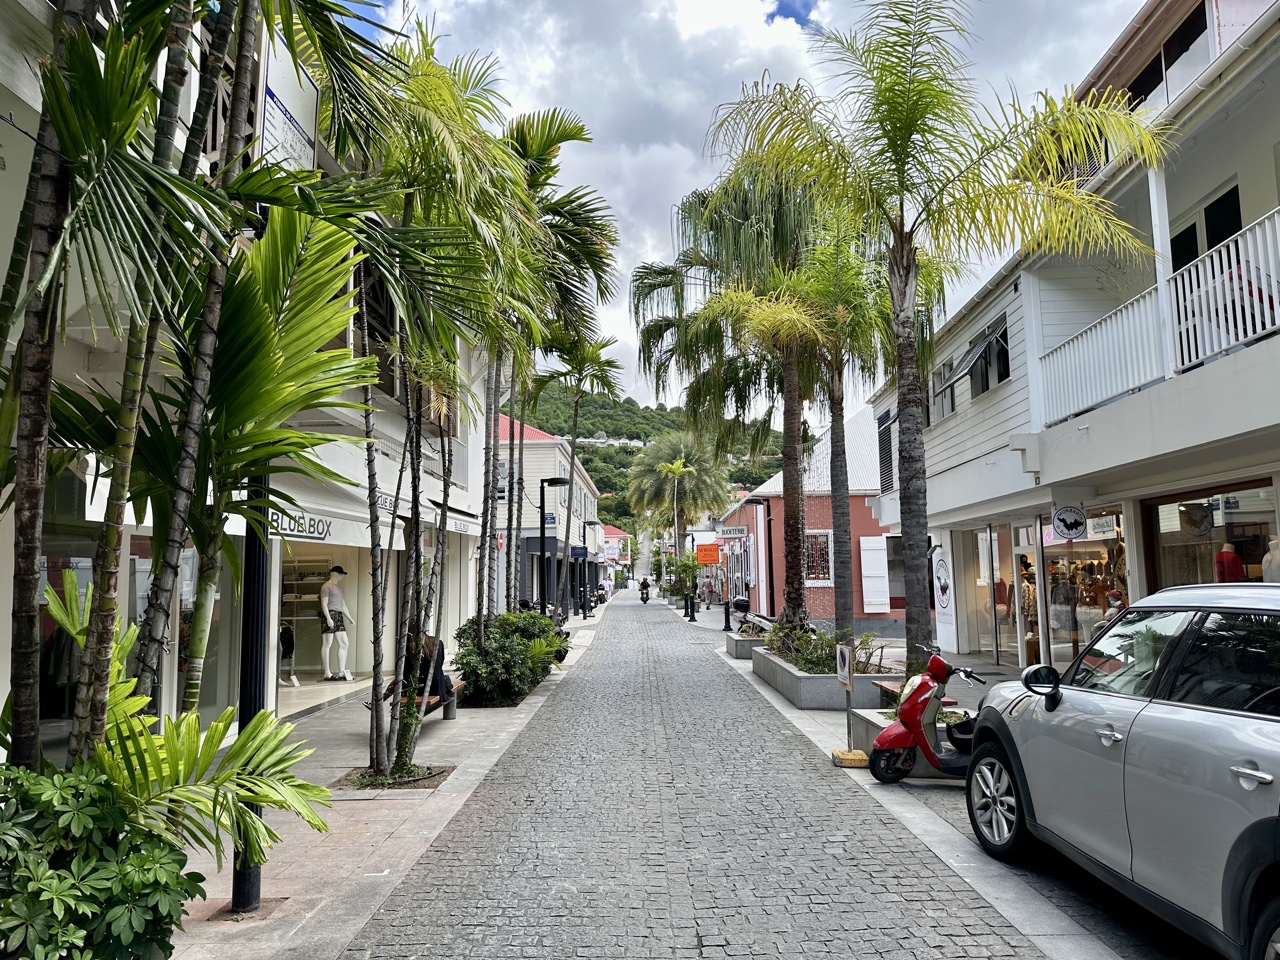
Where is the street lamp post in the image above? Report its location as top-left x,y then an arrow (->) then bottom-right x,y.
582,519 -> 601,618
744,497 -> 776,619
539,477 -> 571,617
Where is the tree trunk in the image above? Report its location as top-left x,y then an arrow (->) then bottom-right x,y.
513,389 -> 529,607
179,533 -> 222,713
504,348 -> 518,611
8,0 -> 96,768
889,240 -> 931,666
178,0 -> 239,182
391,383 -> 425,776
474,355 -> 495,643
778,352 -> 807,628
827,360 -> 855,639
555,396 -> 582,619
357,266 -> 389,776
485,345 -> 503,619
136,0 -> 261,709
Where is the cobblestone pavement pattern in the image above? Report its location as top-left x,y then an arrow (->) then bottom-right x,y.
342,596 -> 1042,960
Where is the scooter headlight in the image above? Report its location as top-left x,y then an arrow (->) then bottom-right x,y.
899,674 -> 924,702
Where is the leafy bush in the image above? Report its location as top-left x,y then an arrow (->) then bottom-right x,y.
766,628 -> 889,675
0,764 -> 205,960
454,613 -> 567,707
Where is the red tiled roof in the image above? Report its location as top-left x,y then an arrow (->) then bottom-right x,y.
601,524 -> 630,538
497,414 -> 558,443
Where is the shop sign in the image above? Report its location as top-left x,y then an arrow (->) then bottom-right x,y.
836,645 -> 853,691
696,543 -> 721,564
720,525 -> 748,538
270,508 -> 334,542
933,554 -> 955,627
449,517 -> 479,536
604,544 -> 619,560
1051,504 -> 1087,541
544,512 -> 556,526
1088,515 -> 1116,539
571,545 -> 588,560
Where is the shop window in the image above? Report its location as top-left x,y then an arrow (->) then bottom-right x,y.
1144,482 -> 1277,591
1041,508 -> 1129,667
886,535 -> 906,608
970,318 -> 1010,399
804,532 -> 832,584
931,361 -> 956,423
877,411 -> 894,493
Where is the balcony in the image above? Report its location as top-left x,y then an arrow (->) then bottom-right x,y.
1042,204 -> 1280,425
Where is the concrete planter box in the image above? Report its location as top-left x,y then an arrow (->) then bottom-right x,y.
751,648 -> 905,711
848,709 -> 948,779
726,634 -> 766,660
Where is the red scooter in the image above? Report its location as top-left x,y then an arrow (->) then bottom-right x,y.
869,653 -> 985,783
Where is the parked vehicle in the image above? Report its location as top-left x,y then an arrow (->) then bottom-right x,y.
869,652 -> 984,782
965,584 -> 1280,960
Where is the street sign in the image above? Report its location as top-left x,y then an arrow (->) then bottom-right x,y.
571,545 -> 588,560
719,525 -> 748,538
544,513 -> 556,526
696,543 -> 720,564
836,645 -> 852,691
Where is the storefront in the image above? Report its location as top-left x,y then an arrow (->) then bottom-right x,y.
1039,507 -> 1129,668
1142,480 -> 1277,589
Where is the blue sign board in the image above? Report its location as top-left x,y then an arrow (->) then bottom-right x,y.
570,545 -> 588,560
544,513 -> 556,525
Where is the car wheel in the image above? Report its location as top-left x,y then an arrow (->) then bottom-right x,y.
869,747 -> 915,784
966,741 -> 1029,861
1249,897 -> 1280,960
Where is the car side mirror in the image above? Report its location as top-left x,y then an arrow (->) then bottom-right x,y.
1021,664 -> 1062,712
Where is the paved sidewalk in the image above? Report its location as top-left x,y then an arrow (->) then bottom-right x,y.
342,596 -> 1039,959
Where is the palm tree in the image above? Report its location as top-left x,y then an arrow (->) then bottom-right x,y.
628,434 -> 732,553
656,459 -> 697,555
714,0 -> 1170,656
532,334 -> 623,617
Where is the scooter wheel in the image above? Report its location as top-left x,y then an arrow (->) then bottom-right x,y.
869,747 -> 914,784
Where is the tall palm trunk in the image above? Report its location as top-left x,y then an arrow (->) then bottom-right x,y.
8,0 -> 96,769
554,396 -> 582,618
504,349 -> 518,611
357,267 -> 389,775
474,355 -> 495,643
778,352 -> 807,628
889,242 -> 930,665
485,345 -> 503,618
179,531 -> 223,712
513,389 -> 529,606
391,384 -> 426,776
72,3 -> 198,762
827,360 -> 855,638
136,0 -> 262,717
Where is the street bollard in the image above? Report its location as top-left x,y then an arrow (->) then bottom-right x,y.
688,592 -> 698,623
722,601 -> 732,632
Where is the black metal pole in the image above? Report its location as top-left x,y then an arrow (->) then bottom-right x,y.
722,596 -> 732,632
539,483 -> 547,617
232,476 -> 269,914
765,501 -> 776,619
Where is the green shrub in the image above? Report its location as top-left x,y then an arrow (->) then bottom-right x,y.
454,613 -> 567,707
0,764 -> 205,960
766,626 -> 839,675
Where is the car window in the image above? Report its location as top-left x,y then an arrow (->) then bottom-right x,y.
1066,609 -> 1190,697
1168,613 -> 1280,717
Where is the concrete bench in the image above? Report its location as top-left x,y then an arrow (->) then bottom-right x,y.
401,679 -> 467,720
873,679 -> 956,710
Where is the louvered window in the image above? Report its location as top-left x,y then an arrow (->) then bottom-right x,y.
877,411 -> 894,494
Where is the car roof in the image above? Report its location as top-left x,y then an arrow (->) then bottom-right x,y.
1131,583 -> 1280,612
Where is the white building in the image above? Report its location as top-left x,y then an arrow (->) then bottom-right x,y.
872,0 -> 1280,671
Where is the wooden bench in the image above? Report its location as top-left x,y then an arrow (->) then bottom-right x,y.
873,679 -> 956,710
400,679 -> 467,720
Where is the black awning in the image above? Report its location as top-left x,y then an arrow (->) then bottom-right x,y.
934,326 -> 1002,395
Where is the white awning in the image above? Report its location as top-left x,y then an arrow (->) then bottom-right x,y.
269,475 -> 407,550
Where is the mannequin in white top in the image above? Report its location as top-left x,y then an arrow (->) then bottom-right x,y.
1264,540 -> 1280,584
319,566 -> 353,681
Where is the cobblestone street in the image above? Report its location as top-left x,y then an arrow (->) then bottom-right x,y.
343,596 -> 1041,960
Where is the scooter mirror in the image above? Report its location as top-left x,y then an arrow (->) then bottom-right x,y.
1021,664 -> 1062,711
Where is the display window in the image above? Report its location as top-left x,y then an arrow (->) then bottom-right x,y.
958,525 -> 1017,665
1143,481 -> 1277,589
1040,508 -> 1129,667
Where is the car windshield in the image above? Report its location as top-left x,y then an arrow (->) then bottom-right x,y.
1067,609 -> 1190,697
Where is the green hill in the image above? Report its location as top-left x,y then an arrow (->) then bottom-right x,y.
511,383 -> 683,440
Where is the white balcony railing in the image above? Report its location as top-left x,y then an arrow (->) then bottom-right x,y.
1042,205 -> 1280,425
1042,285 -> 1165,425
1171,207 -> 1280,370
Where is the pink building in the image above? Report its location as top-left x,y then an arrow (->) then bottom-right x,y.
720,407 -> 906,637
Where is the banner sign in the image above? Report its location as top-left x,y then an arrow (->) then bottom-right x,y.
696,543 -> 721,564
571,545 -> 588,560
836,645 -> 852,691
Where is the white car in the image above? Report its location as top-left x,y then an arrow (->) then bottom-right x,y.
966,584 -> 1280,960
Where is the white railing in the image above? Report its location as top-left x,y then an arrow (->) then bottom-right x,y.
1042,285 -> 1165,425
1170,207 -> 1280,370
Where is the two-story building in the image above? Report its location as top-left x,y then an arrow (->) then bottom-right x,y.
873,0 -> 1280,670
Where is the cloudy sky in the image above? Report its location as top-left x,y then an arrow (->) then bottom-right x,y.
381,0 -> 1149,405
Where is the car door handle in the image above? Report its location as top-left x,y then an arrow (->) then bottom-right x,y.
1230,766 -> 1275,785
1094,728 -> 1124,743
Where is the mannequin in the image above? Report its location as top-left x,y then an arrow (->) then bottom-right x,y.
319,565 -> 353,681
1264,539 -> 1280,584
1214,542 -> 1246,583
278,625 -> 299,687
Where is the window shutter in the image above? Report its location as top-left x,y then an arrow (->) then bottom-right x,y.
861,536 -> 891,613
877,413 -> 894,494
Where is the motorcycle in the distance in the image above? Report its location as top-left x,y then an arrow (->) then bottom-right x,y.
869,652 -> 985,783
639,581 -> 650,604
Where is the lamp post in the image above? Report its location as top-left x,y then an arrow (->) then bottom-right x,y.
744,497 -> 775,619
539,476 -> 571,616
582,519 -> 600,618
